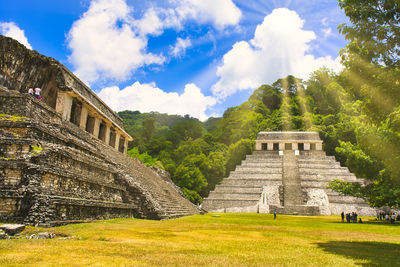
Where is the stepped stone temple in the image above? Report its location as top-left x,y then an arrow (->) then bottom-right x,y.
202,131 -> 376,216
0,35 -> 200,226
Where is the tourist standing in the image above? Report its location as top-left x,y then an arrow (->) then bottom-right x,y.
341,211 -> 344,222
273,210 -> 277,220
34,87 -> 41,100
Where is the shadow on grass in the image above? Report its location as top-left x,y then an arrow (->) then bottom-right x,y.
331,220 -> 400,227
317,241 -> 400,266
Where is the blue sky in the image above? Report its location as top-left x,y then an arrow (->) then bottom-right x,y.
0,0 -> 348,120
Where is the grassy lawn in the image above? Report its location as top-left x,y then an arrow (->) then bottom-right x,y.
1,213 -> 400,266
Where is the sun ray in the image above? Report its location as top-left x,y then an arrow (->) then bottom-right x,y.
295,80 -> 315,131
280,76 -> 293,131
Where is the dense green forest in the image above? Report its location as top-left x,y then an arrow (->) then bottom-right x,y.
119,0 -> 400,207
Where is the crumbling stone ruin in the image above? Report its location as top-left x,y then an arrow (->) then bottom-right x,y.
202,131 -> 376,216
0,35 -> 200,226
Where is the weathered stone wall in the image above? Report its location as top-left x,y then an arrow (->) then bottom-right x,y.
257,131 -> 321,141
0,90 -> 62,123
0,35 -> 123,128
0,91 -> 201,226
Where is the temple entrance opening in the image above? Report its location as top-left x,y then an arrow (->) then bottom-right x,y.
273,143 -> 279,151
70,99 -> 82,126
262,143 -> 268,150
98,121 -> 107,141
298,143 -> 304,151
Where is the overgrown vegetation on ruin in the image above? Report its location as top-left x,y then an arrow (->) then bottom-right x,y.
0,114 -> 26,122
1,214 -> 399,266
120,1 -> 400,207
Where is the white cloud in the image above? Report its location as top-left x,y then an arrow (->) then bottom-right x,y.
97,81 -> 216,121
322,27 -> 332,38
170,37 -> 192,57
173,0 -> 242,30
321,17 -> 329,26
134,0 -> 242,36
211,8 -> 342,98
67,0 -> 242,84
134,8 -> 165,36
0,22 -> 32,49
67,0 -> 165,83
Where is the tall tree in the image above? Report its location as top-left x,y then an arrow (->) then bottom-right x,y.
142,117 -> 155,142
339,0 -> 400,67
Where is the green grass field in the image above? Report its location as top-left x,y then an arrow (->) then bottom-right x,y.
1,213 -> 399,266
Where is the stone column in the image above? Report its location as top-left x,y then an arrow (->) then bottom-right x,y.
104,125 -> 111,145
267,143 -> 274,151
124,140 -> 128,154
93,117 -> 101,138
55,92 -> 65,115
304,143 -> 310,151
79,105 -> 88,130
316,143 -> 323,151
115,133 -> 121,150
255,141 -> 262,150
292,142 -> 298,150
279,143 -> 284,150
55,93 -> 73,121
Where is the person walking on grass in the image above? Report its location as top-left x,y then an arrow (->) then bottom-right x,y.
341,211 -> 344,223
273,210 -> 277,220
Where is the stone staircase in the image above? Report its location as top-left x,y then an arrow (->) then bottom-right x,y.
282,151 -> 302,206
280,151 -> 319,215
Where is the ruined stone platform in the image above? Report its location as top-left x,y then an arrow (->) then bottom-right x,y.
202,131 -> 376,216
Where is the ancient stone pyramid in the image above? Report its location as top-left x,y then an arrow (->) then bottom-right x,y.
202,131 -> 376,216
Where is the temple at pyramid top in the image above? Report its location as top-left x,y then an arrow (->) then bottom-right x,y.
202,131 -> 377,216
255,131 -> 323,151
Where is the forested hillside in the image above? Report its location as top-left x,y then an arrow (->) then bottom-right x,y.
119,0 -> 400,207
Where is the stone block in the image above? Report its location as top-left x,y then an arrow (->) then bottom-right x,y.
267,143 -> 274,151
0,224 -> 25,235
303,143 -> 310,150
255,142 -> 262,150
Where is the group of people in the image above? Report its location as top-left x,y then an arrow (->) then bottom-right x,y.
377,211 -> 400,224
341,211 -> 362,223
341,211 -> 400,224
28,87 -> 42,100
